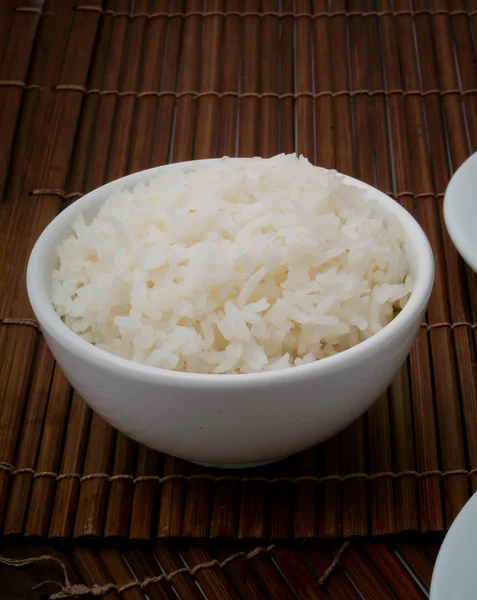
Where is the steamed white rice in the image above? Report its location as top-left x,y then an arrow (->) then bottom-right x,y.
52,154 -> 412,374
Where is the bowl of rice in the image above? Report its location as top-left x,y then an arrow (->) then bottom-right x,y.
27,155 -> 434,468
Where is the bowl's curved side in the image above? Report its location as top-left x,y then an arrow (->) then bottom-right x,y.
42,305 -> 424,465
444,152 -> 477,273
430,492 -> 477,600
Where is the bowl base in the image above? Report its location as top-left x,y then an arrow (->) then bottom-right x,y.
191,457 -> 286,470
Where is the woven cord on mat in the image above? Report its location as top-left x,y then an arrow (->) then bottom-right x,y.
3,80 -> 477,97
68,7 -> 477,18
48,86 -> 477,97
1,458 -> 477,485
0,542 -> 350,597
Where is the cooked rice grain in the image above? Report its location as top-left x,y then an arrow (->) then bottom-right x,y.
52,154 -> 412,374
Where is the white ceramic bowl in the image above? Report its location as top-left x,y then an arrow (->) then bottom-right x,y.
27,159 -> 434,468
430,492 -> 477,599
444,151 -> 477,272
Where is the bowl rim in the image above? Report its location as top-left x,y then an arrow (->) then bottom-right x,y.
27,157 -> 435,385
443,151 -> 477,273
430,491 -> 477,599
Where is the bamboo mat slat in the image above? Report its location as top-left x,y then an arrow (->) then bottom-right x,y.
0,0 -> 476,542
2,537 -> 437,598
0,1 -> 41,201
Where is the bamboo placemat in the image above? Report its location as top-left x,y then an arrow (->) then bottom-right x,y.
0,538 -> 440,599
1,0 -> 477,542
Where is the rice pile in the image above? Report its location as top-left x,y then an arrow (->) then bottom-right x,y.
52,154 -> 412,374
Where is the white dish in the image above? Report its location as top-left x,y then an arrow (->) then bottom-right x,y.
430,492 -> 477,600
26,159 -> 434,468
444,152 -> 477,272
